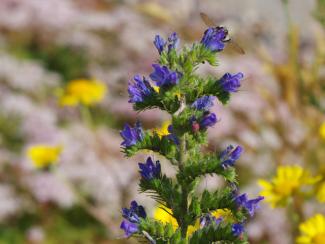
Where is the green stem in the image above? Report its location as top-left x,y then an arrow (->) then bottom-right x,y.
80,105 -> 94,127
179,134 -> 188,238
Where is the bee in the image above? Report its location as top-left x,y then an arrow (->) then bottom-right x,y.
200,12 -> 245,55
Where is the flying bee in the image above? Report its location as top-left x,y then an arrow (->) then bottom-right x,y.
200,12 -> 245,55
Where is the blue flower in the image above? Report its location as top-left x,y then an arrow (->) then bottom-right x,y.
166,125 -> 179,145
138,157 -> 161,180
128,75 -> 155,103
153,35 -> 166,54
201,27 -> 228,52
168,32 -> 179,51
120,201 -> 146,237
149,64 -> 181,87
191,96 -> 215,110
235,194 -> 264,217
200,112 -> 217,128
200,214 -> 223,228
219,145 -> 243,168
120,121 -> 144,147
122,200 -> 147,223
232,223 -> 244,236
219,72 -> 244,93
120,220 -> 139,237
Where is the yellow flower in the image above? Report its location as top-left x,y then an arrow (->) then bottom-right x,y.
59,79 -> 107,106
320,122 -> 325,140
153,121 -> 171,138
211,209 -> 233,221
296,214 -> 325,244
258,165 -> 321,208
316,183 -> 325,203
27,145 -> 62,169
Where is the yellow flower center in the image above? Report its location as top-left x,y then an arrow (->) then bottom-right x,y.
313,233 -> 325,244
273,181 -> 298,196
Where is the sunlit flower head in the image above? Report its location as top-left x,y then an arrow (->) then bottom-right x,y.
59,79 -> 107,106
153,121 -> 171,138
258,165 -> 321,208
320,122 -> 325,140
296,214 -> 325,244
27,145 -> 62,169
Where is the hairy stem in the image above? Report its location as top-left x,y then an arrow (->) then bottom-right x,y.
179,134 -> 188,238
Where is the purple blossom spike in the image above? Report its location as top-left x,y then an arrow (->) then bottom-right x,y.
128,75 -> 155,103
168,32 -> 179,51
201,27 -> 228,52
219,145 -> 243,168
200,112 -> 217,128
120,220 -> 139,237
219,72 -> 244,93
149,64 -> 181,87
138,157 -> 161,180
120,121 -> 144,147
232,223 -> 244,236
153,35 -> 166,54
191,96 -> 215,110
235,194 -> 264,217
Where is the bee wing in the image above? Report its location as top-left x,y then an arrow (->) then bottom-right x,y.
200,12 -> 216,27
228,40 -> 245,55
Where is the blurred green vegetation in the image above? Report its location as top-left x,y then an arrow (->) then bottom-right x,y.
0,113 -> 25,153
0,205 -> 107,244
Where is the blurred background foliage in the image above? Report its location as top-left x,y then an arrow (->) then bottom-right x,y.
0,0 -> 324,243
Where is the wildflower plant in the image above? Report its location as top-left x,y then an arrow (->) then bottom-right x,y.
119,28 -> 263,243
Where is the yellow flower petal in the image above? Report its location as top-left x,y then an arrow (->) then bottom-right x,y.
27,145 -> 62,169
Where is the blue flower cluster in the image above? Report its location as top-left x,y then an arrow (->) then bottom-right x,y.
128,75 -> 155,103
191,95 -> 215,111
154,32 -> 179,54
219,72 -> 244,93
138,157 -> 161,180
150,64 -> 182,87
219,145 -> 243,168
201,27 -> 228,52
190,112 -> 218,132
120,201 -> 147,237
120,121 -> 144,147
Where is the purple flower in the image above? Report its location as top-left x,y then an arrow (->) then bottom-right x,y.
154,35 -> 166,54
128,75 -> 155,103
200,214 -> 223,228
149,64 -> 181,87
232,223 -> 244,236
191,96 -> 215,110
219,72 -> 244,93
138,157 -> 161,180
200,113 -> 217,128
120,121 -> 144,147
201,27 -> 228,52
235,194 -> 264,217
219,145 -> 243,168
168,32 -> 179,51
122,200 -> 147,223
120,220 -> 139,237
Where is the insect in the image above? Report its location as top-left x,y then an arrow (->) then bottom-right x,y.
200,12 -> 245,55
